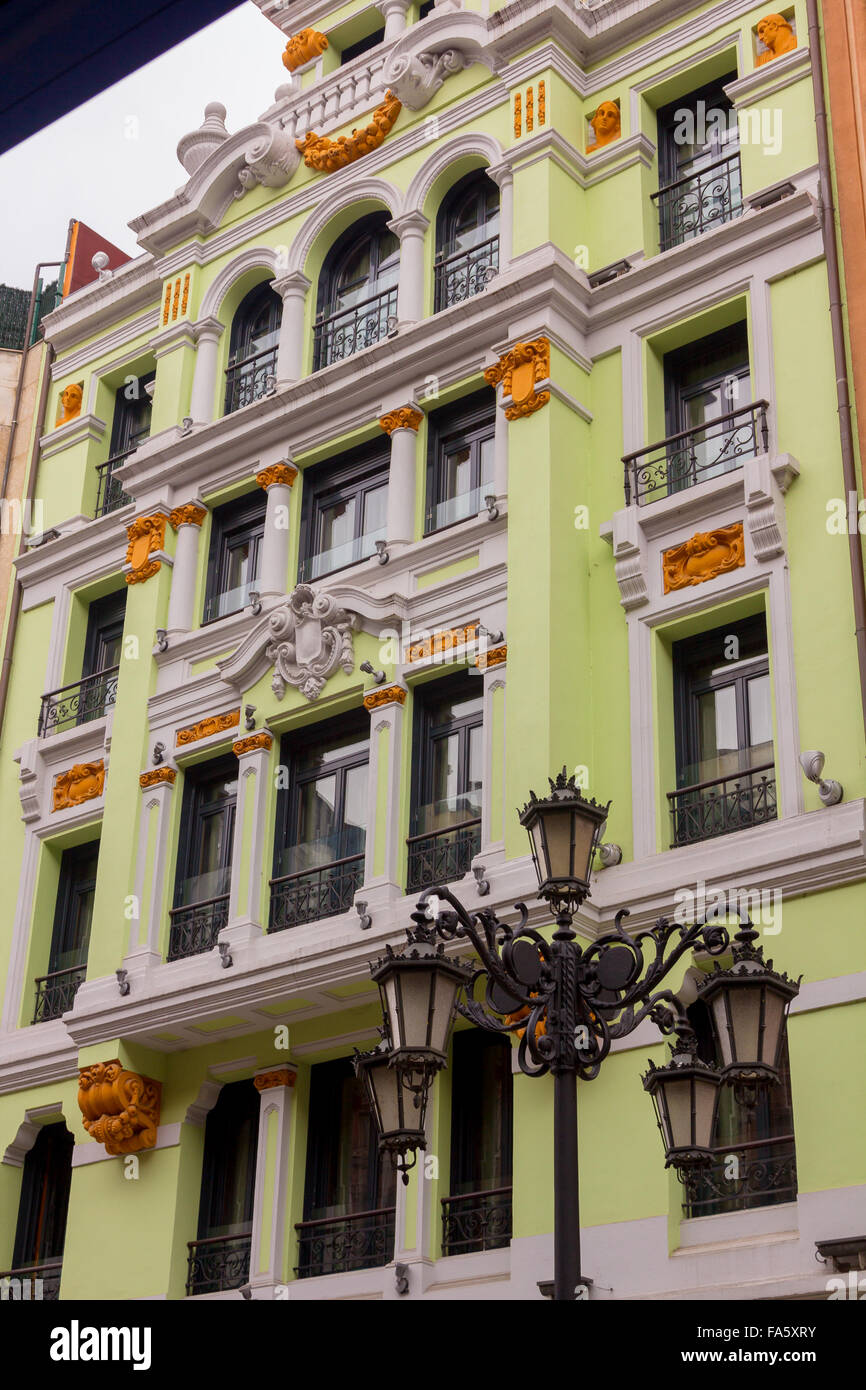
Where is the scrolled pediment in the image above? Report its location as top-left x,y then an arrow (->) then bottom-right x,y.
383,12 -> 502,110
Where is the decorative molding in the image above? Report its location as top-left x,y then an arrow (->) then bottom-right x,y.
52,761 -> 105,812
362,684 -> 407,711
77,1059 -> 161,1156
125,515 -> 168,585
379,406 -> 423,434
296,92 -> 402,173
162,273 -> 191,325
256,463 -> 298,490
176,709 -> 240,747
236,125 -> 302,198
265,585 -> 357,701
139,768 -> 177,788
253,1068 -> 297,1091
282,29 -> 328,72
233,733 -> 274,757
383,48 -> 468,110
484,338 -> 550,419
662,522 -> 746,593
474,643 -> 507,670
168,503 -> 206,530
406,621 -> 479,662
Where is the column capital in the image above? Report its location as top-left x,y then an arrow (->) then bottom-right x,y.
168,502 -> 206,530
138,767 -> 177,788
486,160 -> 514,190
253,1068 -> 297,1091
232,732 -> 274,757
474,643 -> 507,671
379,406 -> 423,435
363,683 -> 408,712
272,270 -> 312,299
192,314 -> 225,344
256,461 -> 298,490
387,210 -> 430,240
379,0 -> 412,11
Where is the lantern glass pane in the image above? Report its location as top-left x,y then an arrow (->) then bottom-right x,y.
570,812 -> 598,885
529,820 -> 546,881
369,1059 -> 403,1134
761,990 -> 786,1067
429,969 -> 460,1055
382,976 -> 400,1048
727,986 -> 762,1065
539,810 -> 574,882
397,970 -> 436,1052
662,1076 -> 695,1151
692,1076 -> 719,1151
710,993 -> 733,1067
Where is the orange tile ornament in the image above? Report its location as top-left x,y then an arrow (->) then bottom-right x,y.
663,523 -> 745,593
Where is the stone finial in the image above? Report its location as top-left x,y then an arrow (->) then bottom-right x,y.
177,102 -> 229,175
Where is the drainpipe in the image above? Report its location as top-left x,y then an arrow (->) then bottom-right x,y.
807,0 -> 866,740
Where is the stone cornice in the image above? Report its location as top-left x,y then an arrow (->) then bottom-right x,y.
725,44 -> 813,107
38,412 -> 107,461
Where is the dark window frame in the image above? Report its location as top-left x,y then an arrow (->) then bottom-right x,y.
48,842 -> 99,975
340,26 -> 386,65
425,389 -> 496,535
12,1123 -> 74,1270
82,590 -> 126,679
449,1029 -> 513,1195
302,1057 -> 395,1222
108,371 -> 154,458
410,670 -> 484,819
274,712 -> 370,876
673,614 -> 771,785
663,322 -> 751,440
224,281 -> 281,417
298,440 -> 390,583
197,1081 -> 260,1240
173,755 -> 238,908
316,214 -> 399,321
656,74 -> 740,189
202,491 -> 267,624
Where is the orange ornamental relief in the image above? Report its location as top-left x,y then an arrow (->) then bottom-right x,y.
484,339 -> 551,420
362,685 -> 407,712
139,768 -> 177,789
474,644 -> 507,671
756,13 -> 797,66
125,515 -> 168,585
663,523 -> 745,594
168,503 -> 206,530
282,28 -> 328,73
232,733 -> 274,757
53,761 -> 105,812
256,463 -> 298,491
379,407 -> 423,435
254,1069 -> 297,1091
176,709 -> 240,747
78,1059 -> 161,1156
406,622 -> 479,663
296,91 -> 402,173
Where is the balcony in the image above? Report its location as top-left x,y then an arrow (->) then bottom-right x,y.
623,401 -> 769,506
441,1187 -> 512,1257
406,792 -> 481,894
269,852 -> 364,932
0,1261 -> 62,1300
669,763 -> 777,848
313,285 -> 398,371
224,345 -> 277,415
94,451 -> 134,518
682,1135 -> 797,1218
652,151 -> 744,252
434,236 -> 499,313
294,1207 -> 395,1279
168,869 -> 231,963
202,580 -> 256,625
32,965 -> 86,1024
186,1234 -> 251,1296
38,667 -> 119,738
298,525 -> 387,583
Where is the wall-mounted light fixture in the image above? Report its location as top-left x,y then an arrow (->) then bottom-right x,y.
799,750 -> 843,806
484,494 -> 499,521
478,624 -> 504,645
155,629 -> 168,653
116,969 -> 130,996
249,590 -> 262,616
181,417 -> 193,434
152,742 -> 166,766
360,660 -> 386,684
472,864 -> 490,896
597,842 -> 622,868
375,540 -> 390,566
218,942 -> 233,969
244,705 -> 257,731
356,901 -> 373,930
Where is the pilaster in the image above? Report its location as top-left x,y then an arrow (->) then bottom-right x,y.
362,684 -> 408,900
249,1067 -> 297,1292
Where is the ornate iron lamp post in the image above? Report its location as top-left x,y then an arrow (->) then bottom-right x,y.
357,769 -> 800,1301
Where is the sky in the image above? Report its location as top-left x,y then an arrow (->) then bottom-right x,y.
0,3 -> 286,288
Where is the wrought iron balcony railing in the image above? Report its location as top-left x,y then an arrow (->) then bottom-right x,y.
38,666 -> 119,738
669,763 -> 777,848
0,1261 -> 63,1300
434,235 -> 499,312
295,1206 -> 395,1279
623,400 -> 769,506
32,965 -> 86,1024
94,450 -> 135,518
186,1233 -> 251,1296
682,1135 -> 797,1218
313,285 -> 398,371
652,151 -> 744,252
406,815 -> 481,894
441,1186 -> 512,1257
224,345 -> 277,415
167,894 -> 230,962
268,853 -> 364,933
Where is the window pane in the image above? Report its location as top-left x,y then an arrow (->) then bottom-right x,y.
225,538 -> 252,592
431,732 -> 460,804
298,775 -> 337,845
319,497 -> 356,553
445,446 -> 472,498
479,435 -> 494,486
695,684 -> 739,781
467,724 -> 483,792
342,764 -> 368,859
747,674 -> 774,762
361,483 -> 388,537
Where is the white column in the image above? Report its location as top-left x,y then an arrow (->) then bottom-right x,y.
380,407 -> 421,546
255,463 -> 297,598
478,651 -> 507,853
491,382 -> 509,502
249,1068 -> 297,1294
166,504 -> 206,634
189,317 -> 224,423
273,271 -> 311,383
224,733 -> 273,945
381,0 -> 411,38
362,686 -> 407,894
387,212 -> 429,328
124,770 -> 178,971
488,162 -> 514,269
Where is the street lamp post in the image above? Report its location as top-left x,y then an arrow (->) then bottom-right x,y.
356,769 -> 800,1301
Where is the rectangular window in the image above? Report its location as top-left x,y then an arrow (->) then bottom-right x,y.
662,322 -> 757,492
270,716 -> 368,931
296,1057 -> 396,1278
187,1081 -> 259,1296
10,1122 -> 73,1298
202,492 -> 266,624
407,673 -> 483,892
670,615 -> 776,847
169,756 -> 237,960
95,372 -> 153,517
654,76 -> 742,251
340,26 -> 385,64
425,389 -> 495,534
442,1030 -> 513,1256
298,442 -> 389,582
33,843 -> 99,1023
38,590 -> 125,737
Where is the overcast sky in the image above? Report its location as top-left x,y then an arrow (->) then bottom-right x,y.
0,3 -> 287,288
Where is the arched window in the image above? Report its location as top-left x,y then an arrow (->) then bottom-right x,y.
6,1121 -> 73,1299
683,999 -> 796,1219
434,171 -> 499,312
186,1080 -> 259,1296
224,281 -> 281,414
314,215 -> 400,370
